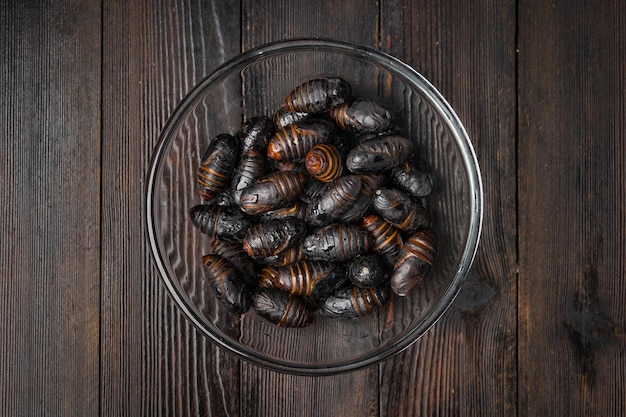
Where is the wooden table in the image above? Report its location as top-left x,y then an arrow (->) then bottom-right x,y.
2,1 -> 624,415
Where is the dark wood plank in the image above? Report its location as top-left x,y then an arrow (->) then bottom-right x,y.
379,1 -> 518,416
241,1 -> 379,49
7,1 -> 622,416
0,1 -> 101,416
240,2 -> 381,417
518,1 -> 626,416
101,0 -> 242,415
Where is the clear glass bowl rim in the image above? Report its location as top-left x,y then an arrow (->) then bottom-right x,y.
146,38 -> 484,375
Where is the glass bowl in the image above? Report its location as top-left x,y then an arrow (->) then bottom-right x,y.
146,38 -> 483,375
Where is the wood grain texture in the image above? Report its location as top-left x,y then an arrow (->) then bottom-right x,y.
518,1 -> 626,416
4,1 -> 626,416
379,0 -> 518,416
0,1 -> 101,416
241,0 -> 379,50
240,2 -> 381,417
101,0 -> 242,415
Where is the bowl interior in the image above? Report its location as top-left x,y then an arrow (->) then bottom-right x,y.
147,40 -> 482,375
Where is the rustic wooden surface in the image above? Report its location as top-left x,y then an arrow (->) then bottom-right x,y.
1,0 -> 624,416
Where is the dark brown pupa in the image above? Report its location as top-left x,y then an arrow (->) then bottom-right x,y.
391,161 -> 433,198
258,260 -> 347,298
189,204 -> 255,243
305,175 -> 362,227
204,238 -> 258,288
305,143 -> 343,182
283,77 -> 351,114
347,253 -> 389,289
239,171 -> 308,215
372,188 -> 430,234
267,119 -> 336,161
339,172 -> 386,223
300,177 -> 328,204
202,254 -> 252,314
242,218 -> 307,259
231,147 -> 268,205
252,288 -> 315,328
301,223 -> 371,262
273,107 -> 309,130
391,229 -> 437,296
346,134 -> 413,173
238,116 -> 275,154
361,214 -> 403,266
319,284 -> 390,319
330,97 -> 392,134
197,134 -> 240,201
